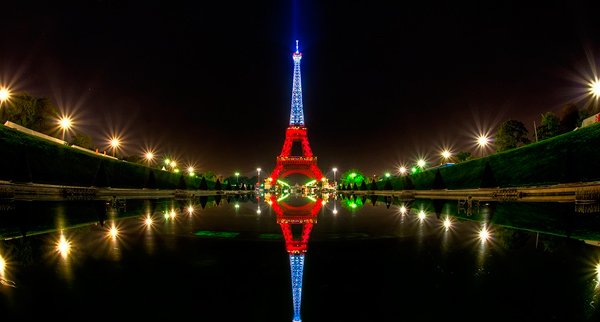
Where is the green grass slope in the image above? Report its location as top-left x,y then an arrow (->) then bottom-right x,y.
0,125 -> 216,189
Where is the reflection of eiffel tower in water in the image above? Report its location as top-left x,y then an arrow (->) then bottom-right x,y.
270,194 -> 323,322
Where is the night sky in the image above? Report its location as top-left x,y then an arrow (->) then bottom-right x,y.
1,0 -> 600,179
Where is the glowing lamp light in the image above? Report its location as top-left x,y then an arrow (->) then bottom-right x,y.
0,255 -> 4,272
477,135 -> 489,147
385,172 -> 391,178
411,167 -> 417,173
400,206 -> 407,214
187,206 -> 194,214
0,88 -> 10,102
170,210 -> 176,219
110,138 -> 120,148
590,79 -> 600,98
170,161 -> 177,168
442,150 -> 451,159
145,216 -> 153,226
56,233 -> 71,258
350,173 -> 356,178
58,117 -> 72,130
418,210 -> 426,220
145,152 -> 154,161
333,209 -> 338,214
479,227 -> 490,242
164,158 -> 171,165
109,226 -> 118,239
235,204 -> 240,209
417,159 -> 426,168
399,167 -> 407,175
444,218 -> 452,229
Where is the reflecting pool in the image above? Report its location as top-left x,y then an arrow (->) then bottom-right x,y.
1,193 -> 600,321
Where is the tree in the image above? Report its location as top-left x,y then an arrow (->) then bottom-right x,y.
69,132 -> 96,150
202,171 -> 216,181
123,154 -> 145,164
559,103 -> 580,133
536,111 -> 560,141
2,92 -> 59,135
454,151 -> 473,163
495,119 -> 531,152
340,169 -> 366,186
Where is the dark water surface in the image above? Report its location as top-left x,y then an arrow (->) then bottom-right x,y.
1,193 -> 600,321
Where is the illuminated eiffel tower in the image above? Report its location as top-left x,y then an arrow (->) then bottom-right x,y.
268,41 -> 324,187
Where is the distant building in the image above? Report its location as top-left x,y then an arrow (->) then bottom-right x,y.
582,113 -> 600,128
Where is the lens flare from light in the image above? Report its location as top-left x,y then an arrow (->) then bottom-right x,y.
400,206 -> 407,214
443,218 -> 452,230
187,206 -> 194,214
0,255 -> 5,273
479,227 -> 490,242
109,225 -> 118,239
590,79 -> 600,98
56,233 -> 71,258
145,216 -> 153,226
170,209 -> 176,219
418,210 -> 426,220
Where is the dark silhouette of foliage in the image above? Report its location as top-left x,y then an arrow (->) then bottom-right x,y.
144,170 -> 158,189
92,160 -> 109,187
199,196 -> 208,209
559,146 -> 579,184
479,161 -> 499,188
2,92 -> 59,135
536,111 -> 561,141
403,176 -> 415,190
198,177 -> 208,190
69,132 -> 95,150
370,195 -> 377,206
11,145 -> 32,183
432,169 -> 446,190
225,180 -> 232,190
433,199 -> 446,219
495,119 -> 531,152
214,178 -> 222,190
369,179 -> 378,191
559,103 -> 580,133
214,195 -> 222,205
384,179 -> 393,190
360,180 -> 368,190
352,182 -> 358,190
455,151 -> 474,163
176,175 -> 187,190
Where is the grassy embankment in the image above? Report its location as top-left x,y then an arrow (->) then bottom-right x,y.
0,125 -> 217,190
360,122 -> 600,191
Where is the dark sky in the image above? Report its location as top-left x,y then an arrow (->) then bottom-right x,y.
1,0 -> 600,179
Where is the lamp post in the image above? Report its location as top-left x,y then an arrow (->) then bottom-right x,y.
332,168 -> 337,189
145,151 -> 154,167
110,138 -> 120,157
477,135 -> 489,158
441,150 -> 451,164
0,88 -> 10,110
235,172 -> 240,188
257,168 -> 261,190
58,117 -> 72,142
399,166 -> 407,176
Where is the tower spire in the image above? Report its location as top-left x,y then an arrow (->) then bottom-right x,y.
290,40 -> 305,126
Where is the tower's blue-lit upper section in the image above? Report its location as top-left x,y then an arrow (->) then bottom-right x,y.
290,253 -> 305,322
289,40 -> 305,127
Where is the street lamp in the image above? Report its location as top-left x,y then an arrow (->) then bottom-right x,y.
145,151 -> 154,167
110,138 -> 120,157
257,168 -> 261,189
477,135 -> 489,158
0,87 -> 10,109
417,159 -> 426,169
58,117 -> 72,142
590,79 -> 600,98
399,166 -> 407,175
235,172 -> 240,188
441,150 -> 451,164
332,168 -> 337,189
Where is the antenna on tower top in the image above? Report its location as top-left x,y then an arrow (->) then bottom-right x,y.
295,40 -> 299,54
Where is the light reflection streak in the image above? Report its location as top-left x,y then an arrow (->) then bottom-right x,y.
56,232 -> 72,259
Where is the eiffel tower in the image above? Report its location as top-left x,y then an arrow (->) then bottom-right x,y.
268,41 -> 324,187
